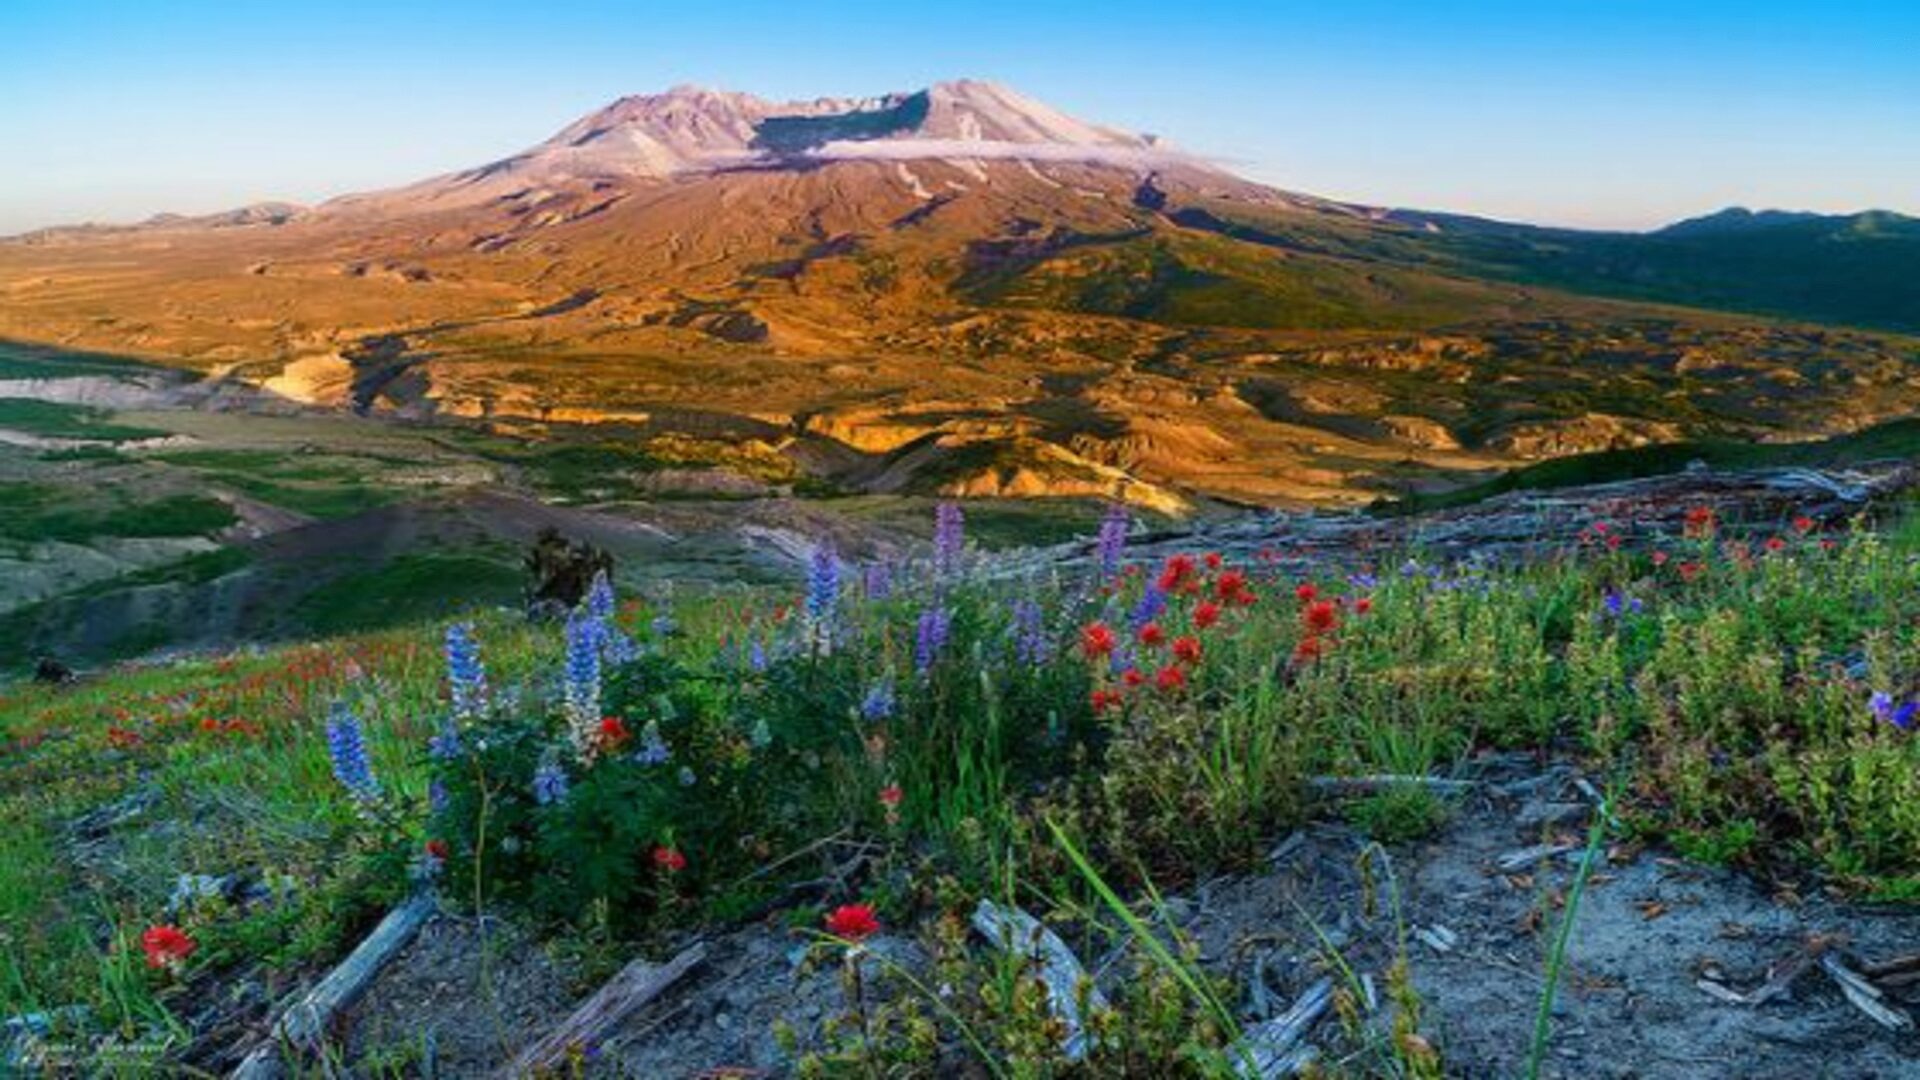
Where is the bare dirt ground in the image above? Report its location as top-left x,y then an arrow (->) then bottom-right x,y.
340,753 -> 1920,1077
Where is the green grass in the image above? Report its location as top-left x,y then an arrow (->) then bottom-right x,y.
0,400 -> 170,442
0,484 -> 236,544
287,554 -> 525,635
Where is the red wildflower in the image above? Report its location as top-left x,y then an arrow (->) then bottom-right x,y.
598,716 -> 631,748
1295,583 -> 1318,604
1172,636 -> 1203,665
1302,600 -> 1340,636
825,903 -> 881,942
425,838 -> 450,861
1792,515 -> 1815,535
1138,622 -> 1166,648
1193,601 -> 1222,630
653,845 -> 688,873
1154,664 -> 1187,691
1651,551 -> 1669,567
1081,622 -> 1117,659
1354,597 -> 1373,616
1216,570 -> 1250,603
1122,668 -> 1147,688
878,784 -> 904,809
1764,536 -> 1786,553
1293,636 -> 1326,663
1091,689 -> 1122,713
1683,506 -> 1716,538
1232,588 -> 1258,608
141,925 -> 196,971
1678,561 -> 1704,582
1158,554 -> 1199,593
107,726 -> 142,749
1605,533 -> 1622,551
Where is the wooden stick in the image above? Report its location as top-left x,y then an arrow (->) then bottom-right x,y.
1821,953 -> 1914,1031
971,901 -> 1108,1062
1229,975 -> 1333,1078
498,942 -> 707,1078
229,893 -> 437,1079
1306,775 -> 1474,797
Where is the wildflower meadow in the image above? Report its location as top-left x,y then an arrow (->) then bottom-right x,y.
3,499 -> 1918,1074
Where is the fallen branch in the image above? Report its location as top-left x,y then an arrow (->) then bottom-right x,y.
971,901 -> 1109,1062
229,893 -> 436,1079
1694,935 -> 1832,1008
498,942 -> 707,1077
1495,843 -> 1578,873
1306,775 -> 1474,797
1821,953 -> 1914,1031
1229,976 -> 1333,1078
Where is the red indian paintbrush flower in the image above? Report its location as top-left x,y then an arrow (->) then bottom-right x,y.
878,784 -> 903,809
1354,597 -> 1373,616
1295,583 -> 1318,604
1081,622 -> 1117,659
1215,570 -> 1249,603
825,903 -> 881,941
599,716 -> 631,747
141,925 -> 196,971
425,838 -> 450,861
1138,622 -> 1166,647
1302,600 -> 1340,635
1293,636 -> 1326,663
1122,668 -> 1146,688
1193,601 -> 1222,630
1158,554 -> 1199,593
653,845 -> 688,873
1154,664 -> 1187,691
1683,506 -> 1716,538
1172,636 -> 1202,666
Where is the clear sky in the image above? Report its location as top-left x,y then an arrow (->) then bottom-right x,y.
3,0 -> 1916,235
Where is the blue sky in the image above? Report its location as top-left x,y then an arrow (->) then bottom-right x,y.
3,1 -> 1916,234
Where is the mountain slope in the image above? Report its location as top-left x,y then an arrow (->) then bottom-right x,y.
3,82 -> 1918,509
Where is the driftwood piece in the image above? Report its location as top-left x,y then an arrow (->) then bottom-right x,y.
971,901 -> 1109,1062
1230,975 -> 1333,1078
1695,935 -> 1833,1008
230,893 -> 436,1079
498,942 -> 707,1077
1495,843 -> 1579,873
1306,775 -> 1474,798
1821,953 -> 1914,1031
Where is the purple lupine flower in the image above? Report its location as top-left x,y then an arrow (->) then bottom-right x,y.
806,543 -> 840,626
603,626 -> 639,665
1096,502 -> 1130,576
1870,691 -> 1918,731
748,640 -> 768,672
444,622 -> 488,720
325,703 -> 379,803
861,678 -> 896,722
1129,583 -> 1166,632
563,610 -> 602,735
1599,590 -> 1644,620
650,614 -> 677,638
532,760 -> 571,805
864,562 -> 893,601
1346,572 -> 1378,591
586,571 -> 616,624
915,608 -> 951,674
934,502 -> 966,575
427,721 -> 462,761
634,720 -> 673,765
1010,598 -> 1047,665
428,779 -> 449,814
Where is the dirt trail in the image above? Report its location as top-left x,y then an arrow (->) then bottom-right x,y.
340,755 -> 1920,1077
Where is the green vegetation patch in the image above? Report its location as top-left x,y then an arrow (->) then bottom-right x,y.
0,399 -> 170,442
0,484 -> 235,544
288,554 -> 523,635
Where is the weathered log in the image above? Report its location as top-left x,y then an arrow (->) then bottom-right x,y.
1822,953 -> 1914,1031
498,942 -> 707,1078
1229,975 -> 1333,1078
970,901 -> 1109,1062
229,893 -> 436,1079
1307,775 -> 1474,798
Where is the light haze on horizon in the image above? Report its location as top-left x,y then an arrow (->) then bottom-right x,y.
3,0 -> 1916,235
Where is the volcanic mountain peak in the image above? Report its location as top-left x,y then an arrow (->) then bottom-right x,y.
327,79 -> 1198,215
